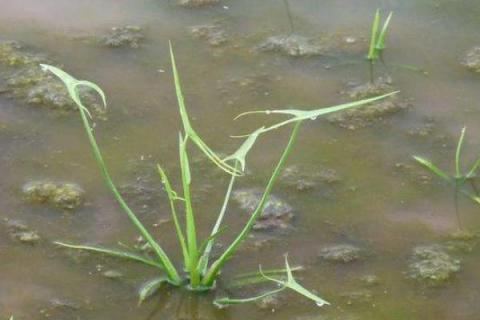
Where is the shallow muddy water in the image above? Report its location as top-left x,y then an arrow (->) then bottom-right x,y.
1,1 -> 480,319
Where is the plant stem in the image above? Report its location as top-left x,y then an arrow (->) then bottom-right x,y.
78,108 -> 182,285
454,181 -> 463,231
179,136 -> 200,287
369,60 -> 374,84
201,121 -> 303,287
198,161 -> 239,274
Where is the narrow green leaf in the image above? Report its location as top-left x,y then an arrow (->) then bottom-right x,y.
169,42 -> 240,176
198,226 -> 228,256
44,64 -> 182,285
234,91 -> 398,137
455,127 -> 466,178
138,276 -> 168,305
257,256 -> 329,307
224,128 -> 263,172
213,287 -> 286,308
178,133 -> 200,286
202,122 -> 303,286
413,156 -> 451,182
76,80 -> 107,109
375,11 -> 393,51
281,256 -> 329,307
157,164 -> 190,268
368,9 -> 381,61
54,242 -> 164,269
227,265 -> 304,288
198,161 -> 239,275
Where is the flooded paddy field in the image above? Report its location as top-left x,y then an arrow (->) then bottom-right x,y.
1,1 -> 480,319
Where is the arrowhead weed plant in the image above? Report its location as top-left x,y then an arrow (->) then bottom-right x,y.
367,9 -> 393,83
413,127 -> 480,230
44,42 -> 396,307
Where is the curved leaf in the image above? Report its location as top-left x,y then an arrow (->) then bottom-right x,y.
138,276 -> 168,305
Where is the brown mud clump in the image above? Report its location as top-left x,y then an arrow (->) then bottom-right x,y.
189,24 -> 228,47
328,77 -> 409,130
232,188 -> 294,230
22,180 -> 85,210
178,0 -> 220,7
0,41 -> 105,116
102,26 -> 144,49
461,46 -> 480,72
408,245 -> 460,286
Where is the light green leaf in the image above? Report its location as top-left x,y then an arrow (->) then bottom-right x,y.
157,164 -> 189,268
368,9 -> 381,60
138,276 -> 168,305
375,11 -> 393,51
455,127 -> 466,178
54,242 -> 164,269
44,64 -> 182,285
260,255 -> 330,307
224,127 -> 263,172
213,286 -> 286,308
227,265 -> 304,288
234,92 -> 398,137
413,156 -> 451,182
169,42 -> 240,176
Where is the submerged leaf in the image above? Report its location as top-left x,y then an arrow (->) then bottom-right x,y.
54,242 -> 164,269
227,265 -> 304,288
138,276 -> 168,305
213,287 -> 286,308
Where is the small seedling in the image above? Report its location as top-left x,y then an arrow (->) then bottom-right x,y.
43,42 -> 396,307
413,127 -> 480,230
367,9 -> 393,83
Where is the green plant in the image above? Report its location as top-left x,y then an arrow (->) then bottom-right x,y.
367,9 -> 393,83
44,42 -> 396,307
413,127 -> 480,230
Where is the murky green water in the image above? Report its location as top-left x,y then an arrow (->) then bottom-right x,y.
2,1 -> 480,319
